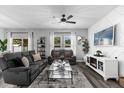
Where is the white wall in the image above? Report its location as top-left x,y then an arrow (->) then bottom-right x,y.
76,30 -> 88,61
88,6 -> 124,77
0,29 -> 6,40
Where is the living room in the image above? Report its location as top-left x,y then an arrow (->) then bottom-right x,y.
0,0 -> 124,90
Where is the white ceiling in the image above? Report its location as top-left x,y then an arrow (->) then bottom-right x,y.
0,5 -> 117,29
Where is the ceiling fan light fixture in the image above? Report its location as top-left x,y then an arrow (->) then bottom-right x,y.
62,14 -> 66,17
61,18 -> 66,22
53,14 -> 76,24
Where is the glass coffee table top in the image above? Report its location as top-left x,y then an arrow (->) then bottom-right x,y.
48,60 -> 73,81
49,60 -> 72,71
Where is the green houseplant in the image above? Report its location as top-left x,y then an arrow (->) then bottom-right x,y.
0,39 -> 7,52
95,50 -> 103,56
82,39 -> 89,54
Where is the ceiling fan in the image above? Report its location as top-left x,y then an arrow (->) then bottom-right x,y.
53,14 -> 76,24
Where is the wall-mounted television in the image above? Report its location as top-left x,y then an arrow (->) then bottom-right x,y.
94,26 -> 115,46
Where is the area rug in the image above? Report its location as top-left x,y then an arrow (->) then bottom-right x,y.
29,65 -> 93,88
0,65 -> 93,88
0,78 -> 17,88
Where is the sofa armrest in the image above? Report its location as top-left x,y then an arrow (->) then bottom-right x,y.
3,67 -> 31,86
48,56 -> 52,58
48,56 -> 54,65
8,67 -> 30,72
48,56 -> 53,61
71,56 -> 76,61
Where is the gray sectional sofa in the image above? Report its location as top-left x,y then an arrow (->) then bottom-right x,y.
0,50 -> 47,86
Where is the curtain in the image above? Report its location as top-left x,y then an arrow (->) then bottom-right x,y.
50,32 -> 54,55
71,32 -> 76,56
28,32 -> 33,50
7,32 -> 12,52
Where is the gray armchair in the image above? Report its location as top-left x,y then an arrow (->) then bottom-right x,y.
48,49 -> 76,65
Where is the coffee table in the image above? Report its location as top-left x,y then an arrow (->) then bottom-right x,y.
47,60 -> 73,84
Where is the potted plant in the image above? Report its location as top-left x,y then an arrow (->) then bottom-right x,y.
0,39 -> 7,52
95,50 -> 102,56
82,39 -> 89,54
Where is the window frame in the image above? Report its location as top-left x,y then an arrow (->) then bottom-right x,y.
54,33 -> 71,49
64,35 -> 71,48
54,35 -> 62,48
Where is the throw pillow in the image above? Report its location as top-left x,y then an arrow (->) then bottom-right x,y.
32,53 -> 41,62
21,57 -> 29,67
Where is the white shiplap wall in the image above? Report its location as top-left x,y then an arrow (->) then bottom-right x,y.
88,6 -> 124,77
0,29 -> 6,40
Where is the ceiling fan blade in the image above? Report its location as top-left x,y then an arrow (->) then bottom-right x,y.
67,15 -> 73,20
58,21 -> 62,23
66,21 -> 76,24
53,16 -> 61,22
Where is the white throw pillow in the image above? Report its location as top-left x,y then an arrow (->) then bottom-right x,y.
32,53 -> 41,62
21,57 -> 29,67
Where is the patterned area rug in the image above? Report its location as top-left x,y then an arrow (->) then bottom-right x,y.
0,78 -> 17,88
0,65 -> 93,88
29,65 -> 93,88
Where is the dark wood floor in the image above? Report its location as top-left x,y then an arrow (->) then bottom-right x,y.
77,62 -> 121,88
0,63 -> 121,88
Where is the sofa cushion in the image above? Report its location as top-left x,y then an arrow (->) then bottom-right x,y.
7,57 -> 24,68
53,51 -> 61,59
64,52 -> 71,58
64,50 -> 73,58
29,50 -> 35,55
0,58 -> 8,71
29,50 -> 35,61
25,55 -> 34,64
7,60 -> 16,68
21,51 -> 29,56
11,57 -> 24,67
51,50 -> 61,58
30,64 -> 40,75
4,52 -> 22,61
35,60 -> 44,66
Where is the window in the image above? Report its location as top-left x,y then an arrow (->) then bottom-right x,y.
13,39 -> 22,46
12,32 -> 29,52
54,32 -> 71,48
64,35 -> 71,47
12,39 -> 28,52
23,39 -> 28,51
54,36 -> 61,48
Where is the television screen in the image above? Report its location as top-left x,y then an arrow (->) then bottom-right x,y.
94,26 -> 114,46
